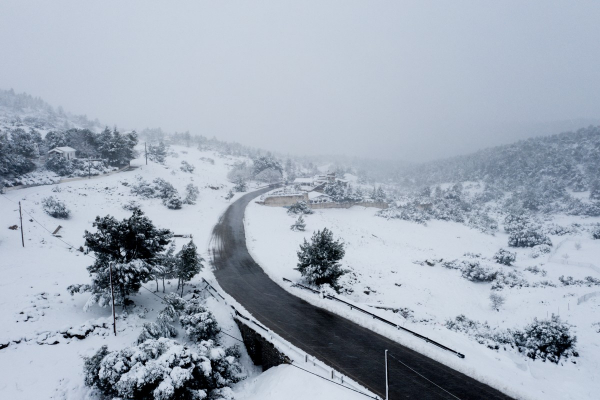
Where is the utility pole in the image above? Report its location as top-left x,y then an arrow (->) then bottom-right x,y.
108,262 -> 117,336
145,142 -> 148,165
88,159 -> 91,179
19,201 -> 24,247
385,349 -> 389,400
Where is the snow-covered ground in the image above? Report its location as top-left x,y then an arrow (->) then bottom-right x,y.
246,200 -> 600,400
0,146 -> 368,400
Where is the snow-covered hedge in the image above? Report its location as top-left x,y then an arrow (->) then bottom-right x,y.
287,200 -> 313,216
131,176 -> 183,209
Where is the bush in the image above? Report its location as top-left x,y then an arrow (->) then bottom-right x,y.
493,248 -> 516,266
180,302 -> 220,343
164,194 -> 182,210
592,226 -> 600,240
509,228 -> 552,248
45,155 -> 73,176
513,315 -> 578,363
42,196 -> 70,218
180,161 -> 195,173
122,200 -> 140,211
460,261 -> 497,282
287,201 -> 313,216
531,244 -> 552,258
83,338 -> 244,400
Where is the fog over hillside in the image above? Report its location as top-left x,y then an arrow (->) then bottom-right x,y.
2,1 -> 600,161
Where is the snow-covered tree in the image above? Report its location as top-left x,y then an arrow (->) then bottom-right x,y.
290,215 -> 306,232
489,293 -> 505,311
70,209 -> 172,309
148,141 -> 168,164
41,196 -> 70,219
176,240 -> 203,296
252,155 -> 283,177
296,228 -> 346,291
183,183 -> 199,205
233,177 -> 247,192
164,194 -> 183,210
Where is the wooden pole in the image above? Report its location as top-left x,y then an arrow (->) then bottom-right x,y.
385,349 -> 389,400
109,262 -> 117,336
19,201 -> 24,247
145,142 -> 148,165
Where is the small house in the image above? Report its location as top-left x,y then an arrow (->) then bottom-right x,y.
48,146 -> 77,160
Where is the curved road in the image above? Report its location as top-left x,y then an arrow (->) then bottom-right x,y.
211,187 -> 513,400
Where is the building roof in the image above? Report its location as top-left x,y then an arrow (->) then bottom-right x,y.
293,177 -> 313,184
48,146 -> 77,153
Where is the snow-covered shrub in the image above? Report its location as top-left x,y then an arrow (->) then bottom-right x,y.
493,248 -> 516,266
504,214 -> 533,233
489,293 -> 505,310
530,244 -> 552,258
513,315 -> 578,363
559,275 -> 600,287
467,211 -> 498,234
122,200 -> 140,211
460,261 -> 497,282
164,194 -> 182,210
287,201 -> 313,216
525,265 -> 547,276
491,270 -> 529,290
545,224 -> 577,236
179,301 -> 220,343
153,178 -> 178,200
83,338 -> 244,400
445,315 -> 513,349
137,321 -> 177,344
42,196 -> 70,218
183,184 -> 199,205
180,161 -> 195,173
509,228 -> 552,248
131,176 -> 157,198
592,226 -> 600,240
224,190 -> 234,201
290,215 -> 306,232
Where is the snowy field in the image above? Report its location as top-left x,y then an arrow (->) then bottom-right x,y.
0,146 -> 367,400
246,199 -> 600,400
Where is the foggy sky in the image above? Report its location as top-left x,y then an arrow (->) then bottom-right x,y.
1,1 -> 600,162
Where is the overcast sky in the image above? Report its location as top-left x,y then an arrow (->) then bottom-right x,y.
1,1 -> 599,161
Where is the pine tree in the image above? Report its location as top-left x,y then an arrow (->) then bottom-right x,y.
296,228 -> 346,291
290,215 -> 306,231
72,209 -> 172,309
177,240 -> 204,296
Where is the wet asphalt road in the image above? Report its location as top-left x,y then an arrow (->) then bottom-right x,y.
211,186 -> 514,400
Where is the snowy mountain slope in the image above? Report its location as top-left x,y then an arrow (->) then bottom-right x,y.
245,201 -> 600,400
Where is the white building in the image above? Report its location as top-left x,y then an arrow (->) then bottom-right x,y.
48,146 -> 77,160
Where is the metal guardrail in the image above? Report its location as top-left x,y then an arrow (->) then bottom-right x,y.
283,277 -> 465,359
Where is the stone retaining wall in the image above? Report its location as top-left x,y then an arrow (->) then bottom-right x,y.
235,318 -> 291,371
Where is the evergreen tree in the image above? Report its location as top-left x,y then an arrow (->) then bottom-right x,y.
183,183 -> 200,204
296,228 -> 346,291
290,215 -> 306,231
177,240 -> 204,296
148,141 -> 168,164
71,209 -> 172,309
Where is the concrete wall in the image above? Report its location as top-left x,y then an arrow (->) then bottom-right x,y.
310,201 -> 388,210
235,318 -> 291,371
261,193 -> 309,207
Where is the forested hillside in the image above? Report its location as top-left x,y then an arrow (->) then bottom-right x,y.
399,126 -> 600,195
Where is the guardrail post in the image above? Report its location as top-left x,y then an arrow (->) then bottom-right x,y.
385,349 -> 389,400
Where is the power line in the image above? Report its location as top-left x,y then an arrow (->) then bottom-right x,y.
387,353 -> 461,400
